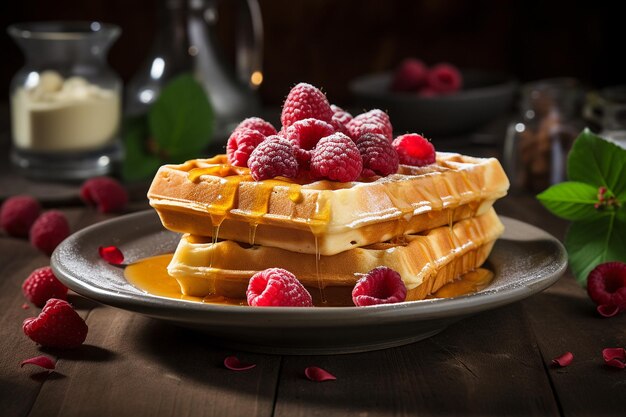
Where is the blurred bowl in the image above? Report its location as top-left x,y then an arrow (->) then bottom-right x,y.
349,69 -> 518,137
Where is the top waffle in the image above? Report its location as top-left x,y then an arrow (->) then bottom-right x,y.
148,152 -> 509,255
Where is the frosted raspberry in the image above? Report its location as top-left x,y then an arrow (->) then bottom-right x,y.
234,117 -> 277,137
22,266 -> 68,308
356,133 -> 399,177
330,104 -> 352,136
284,118 -> 335,150
248,137 -> 299,181
281,83 -> 333,128
347,109 -> 393,141
392,133 -> 436,167
226,128 -> 266,167
390,58 -> 428,92
587,262 -> 626,317
310,133 -> 363,182
30,210 -> 70,256
246,268 -> 313,307
80,177 -> 128,213
352,266 -> 407,306
427,63 -> 462,94
0,195 -> 41,238
23,298 -> 88,349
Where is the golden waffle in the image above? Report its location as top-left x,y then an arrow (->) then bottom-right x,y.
167,208 -> 504,306
148,153 -> 509,256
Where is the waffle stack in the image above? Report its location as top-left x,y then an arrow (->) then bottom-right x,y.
147,151 -> 509,306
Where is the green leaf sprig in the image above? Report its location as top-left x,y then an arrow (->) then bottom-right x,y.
537,129 -> 626,285
122,74 -> 213,181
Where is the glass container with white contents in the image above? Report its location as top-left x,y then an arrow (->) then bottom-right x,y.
7,22 -> 122,181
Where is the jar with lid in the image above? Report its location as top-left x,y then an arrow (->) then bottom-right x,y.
7,21 -> 122,181
503,78 -> 585,192
584,85 -> 626,149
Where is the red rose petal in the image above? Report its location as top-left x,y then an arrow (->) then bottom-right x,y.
20,355 -> 56,370
602,348 -> 626,369
304,366 -> 336,382
224,355 -> 256,371
597,304 -> 620,317
98,246 -> 124,265
551,351 -> 574,367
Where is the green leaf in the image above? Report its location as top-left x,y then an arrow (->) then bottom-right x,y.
122,115 -> 162,181
567,129 -> 626,198
149,74 -> 213,161
537,181 -> 602,221
565,210 -> 626,285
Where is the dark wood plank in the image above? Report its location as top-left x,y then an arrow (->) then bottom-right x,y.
273,302 -> 560,417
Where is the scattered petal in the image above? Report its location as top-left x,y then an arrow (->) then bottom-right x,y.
597,304 -> 620,317
602,348 -> 626,369
20,355 -> 56,370
551,352 -> 574,367
21,303 -> 30,310
98,246 -> 124,265
304,366 -> 336,382
224,355 -> 256,371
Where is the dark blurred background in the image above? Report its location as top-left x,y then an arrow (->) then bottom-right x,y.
0,0 -> 622,106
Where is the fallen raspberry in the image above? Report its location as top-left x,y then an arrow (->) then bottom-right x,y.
356,133 -> 399,177
226,128 -> 266,167
22,266 -> 68,308
246,268 -> 313,307
20,355 -> 56,370
30,210 -> 70,256
281,83 -> 333,128
310,133 -> 362,182
426,63 -> 462,94
587,261 -> 626,317
390,58 -> 428,92
284,118 -> 335,150
304,366 -> 336,382
551,352 -> 574,367
248,137 -> 299,181
23,298 -> 88,349
80,177 -> 128,213
224,355 -> 256,371
234,117 -> 277,137
352,266 -> 407,306
347,110 -> 393,141
602,347 -> 626,369
98,245 -> 124,265
0,195 -> 41,238
330,105 -> 352,136
392,133 -> 436,167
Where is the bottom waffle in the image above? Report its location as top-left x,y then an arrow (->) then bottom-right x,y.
167,208 -> 504,306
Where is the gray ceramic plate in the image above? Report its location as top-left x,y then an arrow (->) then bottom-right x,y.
51,210 -> 567,355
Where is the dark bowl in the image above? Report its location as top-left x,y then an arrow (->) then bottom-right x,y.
349,70 -> 518,138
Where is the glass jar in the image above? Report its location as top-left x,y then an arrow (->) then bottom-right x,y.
504,78 -> 585,192
585,85 -> 626,149
7,21 -> 123,181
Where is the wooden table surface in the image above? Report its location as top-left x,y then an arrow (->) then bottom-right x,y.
1,164 -> 625,417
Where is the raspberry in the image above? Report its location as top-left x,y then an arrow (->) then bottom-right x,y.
0,195 -> 41,237
234,117 -> 277,137
392,133 -> 436,167
30,210 -> 70,256
246,268 -> 313,307
284,118 -> 335,150
352,266 -> 407,306
356,133 -> 399,177
587,262 -> 626,317
248,137 -> 299,181
22,266 -> 68,308
330,105 -> 353,136
426,63 -> 462,94
80,177 -> 128,213
310,133 -> 363,182
281,83 -> 333,128
226,128 -> 266,167
390,58 -> 428,92
23,298 -> 88,349
347,109 -> 393,141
